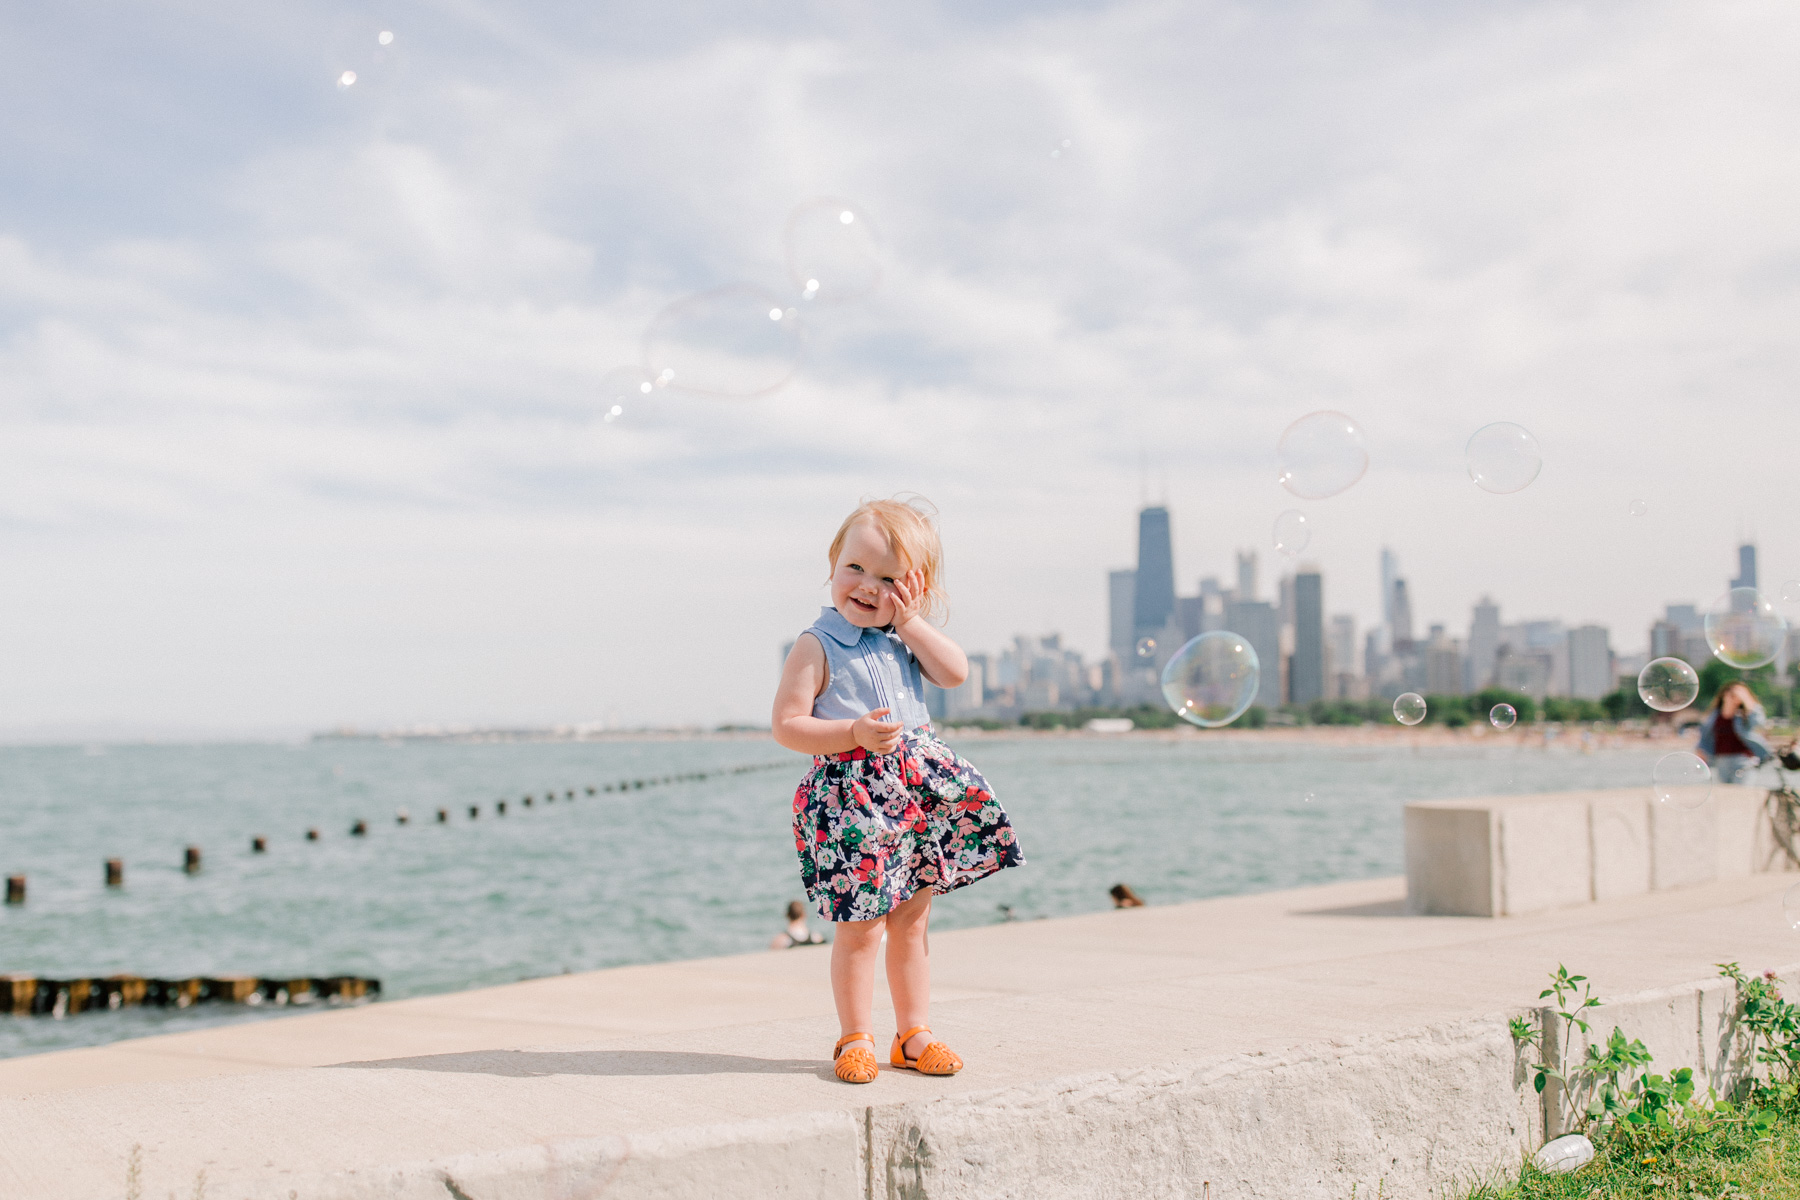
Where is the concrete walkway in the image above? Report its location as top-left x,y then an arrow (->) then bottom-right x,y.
3,871 -> 1799,1199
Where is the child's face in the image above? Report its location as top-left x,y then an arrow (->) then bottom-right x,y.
830,520 -> 905,628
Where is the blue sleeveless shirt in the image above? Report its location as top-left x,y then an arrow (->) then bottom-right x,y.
802,606 -> 932,732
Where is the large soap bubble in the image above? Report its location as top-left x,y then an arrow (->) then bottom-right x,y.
1161,631 -> 1260,728
1276,411 -> 1368,499
785,198 -> 881,306
1489,703 -> 1517,730
1272,510 -> 1310,557
642,284 -> 804,397
1393,693 -> 1426,725
1704,588 -> 1786,669
1653,751 -> 1710,809
1466,422 -> 1542,494
1636,657 -> 1699,712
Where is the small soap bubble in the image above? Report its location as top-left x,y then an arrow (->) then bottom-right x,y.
1134,637 -> 1157,660
1628,499 -> 1647,517
1050,138 -> 1072,158
337,70 -> 358,88
785,198 -> 880,304
1465,422 -> 1542,494
1784,883 -> 1800,931
1637,657 -> 1700,712
1393,693 -> 1427,726
378,30 -> 394,45
1490,703 -> 1517,730
1303,792 -> 1316,804
1703,587 -> 1786,669
1784,580 -> 1800,604
1276,411 -> 1368,499
1653,751 -> 1710,809
598,364 -> 655,419
641,284 -> 804,397
1272,510 -> 1310,557
1160,632 -> 1261,728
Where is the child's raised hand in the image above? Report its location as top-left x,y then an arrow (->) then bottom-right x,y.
852,708 -> 905,755
887,568 -> 926,626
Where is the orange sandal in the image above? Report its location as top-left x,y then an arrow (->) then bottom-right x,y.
833,1033 -> 879,1084
890,1025 -> 962,1075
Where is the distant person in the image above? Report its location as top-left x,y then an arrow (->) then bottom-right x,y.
772,496 -> 1025,1085
1699,681 -> 1772,784
1110,883 -> 1145,908
769,900 -> 826,949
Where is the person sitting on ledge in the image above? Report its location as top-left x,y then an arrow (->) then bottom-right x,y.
1110,883 -> 1145,908
770,900 -> 827,949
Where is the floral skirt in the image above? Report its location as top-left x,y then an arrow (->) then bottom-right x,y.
793,728 -> 1024,923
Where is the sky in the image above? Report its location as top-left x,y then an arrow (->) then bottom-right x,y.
0,0 -> 1798,737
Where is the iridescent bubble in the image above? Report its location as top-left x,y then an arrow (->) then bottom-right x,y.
1703,588 -> 1787,669
1466,422 -> 1542,494
1784,883 -> 1800,931
1050,138 -> 1072,159
1628,499 -> 1647,517
1393,693 -> 1427,726
641,284 -> 804,397
1637,657 -> 1700,712
1134,637 -> 1157,660
1303,792 -> 1316,803
1490,703 -> 1517,730
1653,751 -> 1711,809
1784,580 -> 1800,604
1161,631 -> 1261,728
598,365 -> 655,422
337,70 -> 358,89
1272,510 -> 1310,557
785,198 -> 880,305
378,30 -> 394,45
1276,411 -> 1368,499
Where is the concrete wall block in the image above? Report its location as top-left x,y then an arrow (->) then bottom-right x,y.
1496,800 -> 1592,916
1648,800 -> 1718,892
1745,788 -> 1800,876
1588,794 -> 1651,903
1405,806 -> 1496,916
864,1017 -> 1540,1200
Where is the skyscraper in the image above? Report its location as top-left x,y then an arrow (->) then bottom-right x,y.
1225,599 -> 1281,711
1733,543 -> 1758,591
1468,597 -> 1500,691
1132,506 -> 1175,642
1568,625 -> 1613,700
1108,569 -> 1136,660
1390,579 -> 1415,648
1236,550 -> 1258,603
1290,570 -> 1325,705
1380,548 -> 1400,628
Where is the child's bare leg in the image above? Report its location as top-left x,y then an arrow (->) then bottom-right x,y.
830,916 -> 886,1055
884,890 -> 934,1059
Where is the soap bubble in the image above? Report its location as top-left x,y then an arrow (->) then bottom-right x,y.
1050,138 -> 1072,158
1161,632 -> 1260,728
378,30 -> 394,45
1303,792 -> 1316,803
1636,657 -> 1700,712
784,198 -> 880,305
1703,588 -> 1786,669
598,364 -> 655,420
642,284 -> 804,397
1652,751 -> 1710,809
1784,580 -> 1800,604
1628,499 -> 1647,517
1134,637 -> 1156,659
1784,883 -> 1800,931
1276,411 -> 1368,499
1465,422 -> 1542,494
337,70 -> 357,88
1490,703 -> 1517,730
1393,693 -> 1427,726
1272,510 -> 1310,557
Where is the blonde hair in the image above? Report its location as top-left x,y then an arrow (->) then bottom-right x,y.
827,495 -> 948,624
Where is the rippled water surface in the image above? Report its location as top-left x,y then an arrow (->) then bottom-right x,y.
0,732 -> 1670,1057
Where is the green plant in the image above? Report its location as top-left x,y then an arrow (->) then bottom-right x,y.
1719,961 -> 1800,1108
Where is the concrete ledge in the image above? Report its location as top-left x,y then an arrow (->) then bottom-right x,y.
1406,785 -> 1796,916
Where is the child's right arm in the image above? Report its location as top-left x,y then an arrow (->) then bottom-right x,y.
772,633 -> 904,756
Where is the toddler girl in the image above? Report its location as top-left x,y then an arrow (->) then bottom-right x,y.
772,496 -> 1024,1084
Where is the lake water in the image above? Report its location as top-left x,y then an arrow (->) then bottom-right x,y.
0,731 -> 1676,1058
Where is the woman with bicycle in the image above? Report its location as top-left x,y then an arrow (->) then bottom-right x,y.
1698,681 -> 1773,784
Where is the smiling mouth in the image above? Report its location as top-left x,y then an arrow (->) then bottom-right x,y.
849,597 -> 878,612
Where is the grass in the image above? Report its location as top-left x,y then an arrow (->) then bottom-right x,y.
1463,1101 -> 1800,1199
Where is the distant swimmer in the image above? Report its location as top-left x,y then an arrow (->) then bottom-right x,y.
1110,883 -> 1145,908
770,900 -> 827,949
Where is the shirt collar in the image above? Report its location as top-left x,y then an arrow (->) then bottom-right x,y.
815,605 -> 876,647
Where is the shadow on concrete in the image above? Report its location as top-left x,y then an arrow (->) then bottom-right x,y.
1292,898 -> 1409,918
327,1049 -> 830,1078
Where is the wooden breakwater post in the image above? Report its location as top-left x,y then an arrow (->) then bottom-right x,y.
350,820 -> 367,837
306,828 -> 319,841
395,808 -> 410,825
105,859 -> 123,888
496,801 -> 507,815
467,805 -> 479,819
0,974 -> 381,1017
184,847 -> 202,875
252,836 -> 267,853
5,876 -> 23,905
437,808 -> 448,823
